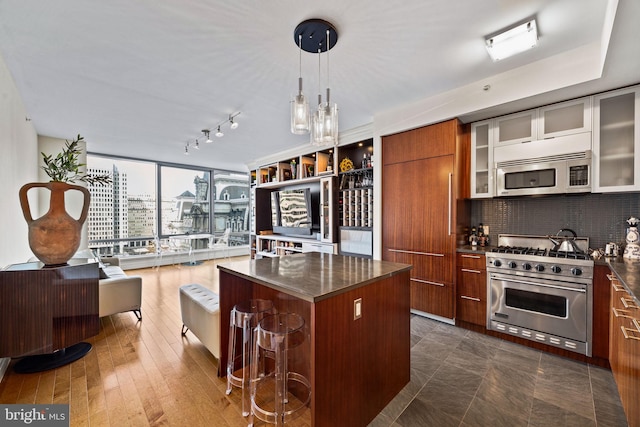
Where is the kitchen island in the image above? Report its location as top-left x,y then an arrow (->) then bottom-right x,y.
217,252 -> 412,427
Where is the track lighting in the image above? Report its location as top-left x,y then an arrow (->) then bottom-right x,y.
180,112 -> 241,153
229,115 -> 239,130
202,129 -> 213,143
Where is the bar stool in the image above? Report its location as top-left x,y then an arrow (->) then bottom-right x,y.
226,299 -> 275,417
250,313 -> 311,427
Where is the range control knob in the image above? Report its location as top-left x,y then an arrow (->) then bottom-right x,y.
493,260 -> 502,267
571,267 -> 583,276
535,264 -> 545,272
551,265 -> 562,274
522,263 -> 532,271
508,261 -> 517,269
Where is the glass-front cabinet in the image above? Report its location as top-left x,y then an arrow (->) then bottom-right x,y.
494,110 -> 537,146
319,176 -> 336,243
537,97 -> 592,139
593,86 -> 640,192
471,120 -> 493,198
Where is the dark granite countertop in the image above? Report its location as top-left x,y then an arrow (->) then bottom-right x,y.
217,252 -> 412,303
606,258 -> 640,305
457,245 -> 493,255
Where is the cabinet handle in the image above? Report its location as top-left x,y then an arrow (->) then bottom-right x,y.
612,282 -> 626,292
621,297 -> 639,310
621,325 -> 640,341
461,254 -> 481,259
410,278 -> 445,287
461,268 -> 481,274
460,295 -> 481,302
612,307 -> 635,319
448,173 -> 453,236
388,248 -> 444,257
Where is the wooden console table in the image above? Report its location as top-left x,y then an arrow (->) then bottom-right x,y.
217,252 -> 412,427
0,261 -> 99,371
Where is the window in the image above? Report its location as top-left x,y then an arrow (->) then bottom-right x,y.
86,154 -> 250,257
160,166 -> 210,236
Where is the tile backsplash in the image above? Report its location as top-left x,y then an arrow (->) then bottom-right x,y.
469,192 -> 640,250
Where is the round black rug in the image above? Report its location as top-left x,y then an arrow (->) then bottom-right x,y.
13,342 -> 92,374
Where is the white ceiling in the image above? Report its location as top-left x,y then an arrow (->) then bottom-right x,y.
0,0 -> 638,172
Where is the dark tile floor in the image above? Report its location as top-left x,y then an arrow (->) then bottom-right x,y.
369,316 -> 628,427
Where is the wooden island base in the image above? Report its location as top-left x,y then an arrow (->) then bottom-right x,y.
218,253 -> 412,427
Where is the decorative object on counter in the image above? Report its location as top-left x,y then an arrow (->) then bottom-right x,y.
469,226 -> 478,246
19,134 -> 112,266
590,248 -> 604,260
339,157 -> 353,172
623,217 -> 640,260
604,242 -> 619,257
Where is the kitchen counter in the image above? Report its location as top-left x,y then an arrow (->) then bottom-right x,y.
457,245 -> 493,254
217,252 -> 412,426
217,252 -> 411,303
606,257 -> 640,306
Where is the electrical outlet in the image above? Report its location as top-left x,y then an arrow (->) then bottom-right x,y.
354,298 -> 362,320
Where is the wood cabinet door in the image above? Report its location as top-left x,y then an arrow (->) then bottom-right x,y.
382,155 -> 455,316
382,119 -> 457,165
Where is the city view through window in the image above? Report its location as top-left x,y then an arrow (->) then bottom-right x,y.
87,155 -> 249,258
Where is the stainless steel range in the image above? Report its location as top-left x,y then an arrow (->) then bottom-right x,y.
485,233 -> 594,356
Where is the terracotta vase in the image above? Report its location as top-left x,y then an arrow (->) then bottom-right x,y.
19,181 -> 90,266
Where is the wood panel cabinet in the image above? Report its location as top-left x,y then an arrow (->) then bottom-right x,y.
382,119 -> 470,319
608,273 -> 640,427
455,253 -> 486,326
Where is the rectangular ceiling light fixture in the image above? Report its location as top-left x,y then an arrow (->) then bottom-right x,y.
486,19 -> 538,61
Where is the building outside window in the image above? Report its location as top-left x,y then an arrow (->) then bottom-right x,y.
87,155 -> 249,257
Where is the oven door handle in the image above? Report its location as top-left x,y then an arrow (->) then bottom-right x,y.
497,276 -> 586,293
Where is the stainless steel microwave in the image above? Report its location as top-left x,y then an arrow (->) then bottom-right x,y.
495,151 -> 591,197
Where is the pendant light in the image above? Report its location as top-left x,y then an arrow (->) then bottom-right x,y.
310,47 -> 324,146
293,19 -> 338,145
318,28 -> 338,146
291,34 -> 310,134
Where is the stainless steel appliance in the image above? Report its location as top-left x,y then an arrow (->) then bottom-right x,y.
494,136 -> 592,197
486,234 -> 594,356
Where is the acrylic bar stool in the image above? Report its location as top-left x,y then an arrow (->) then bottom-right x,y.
250,313 -> 311,427
226,299 -> 275,417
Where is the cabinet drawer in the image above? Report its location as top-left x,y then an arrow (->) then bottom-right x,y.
302,242 -> 336,254
456,252 -> 486,270
410,279 -> 454,319
456,262 -> 487,326
457,271 -> 486,300
387,249 -> 453,285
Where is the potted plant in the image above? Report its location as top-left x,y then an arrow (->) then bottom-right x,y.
19,135 -> 111,266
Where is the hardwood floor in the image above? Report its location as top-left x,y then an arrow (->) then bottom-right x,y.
0,257 -> 310,427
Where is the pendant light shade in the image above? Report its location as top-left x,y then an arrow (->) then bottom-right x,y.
291,35 -> 310,134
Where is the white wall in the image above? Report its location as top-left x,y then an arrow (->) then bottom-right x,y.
0,54 -> 38,267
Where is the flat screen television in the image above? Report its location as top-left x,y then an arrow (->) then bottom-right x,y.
271,188 -> 314,236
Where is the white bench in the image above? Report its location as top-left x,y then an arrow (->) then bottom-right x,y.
179,284 -> 220,358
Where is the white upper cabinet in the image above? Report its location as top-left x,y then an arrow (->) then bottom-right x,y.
538,97 -> 592,139
471,120 -> 493,198
494,110 -> 537,146
593,86 -> 640,192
